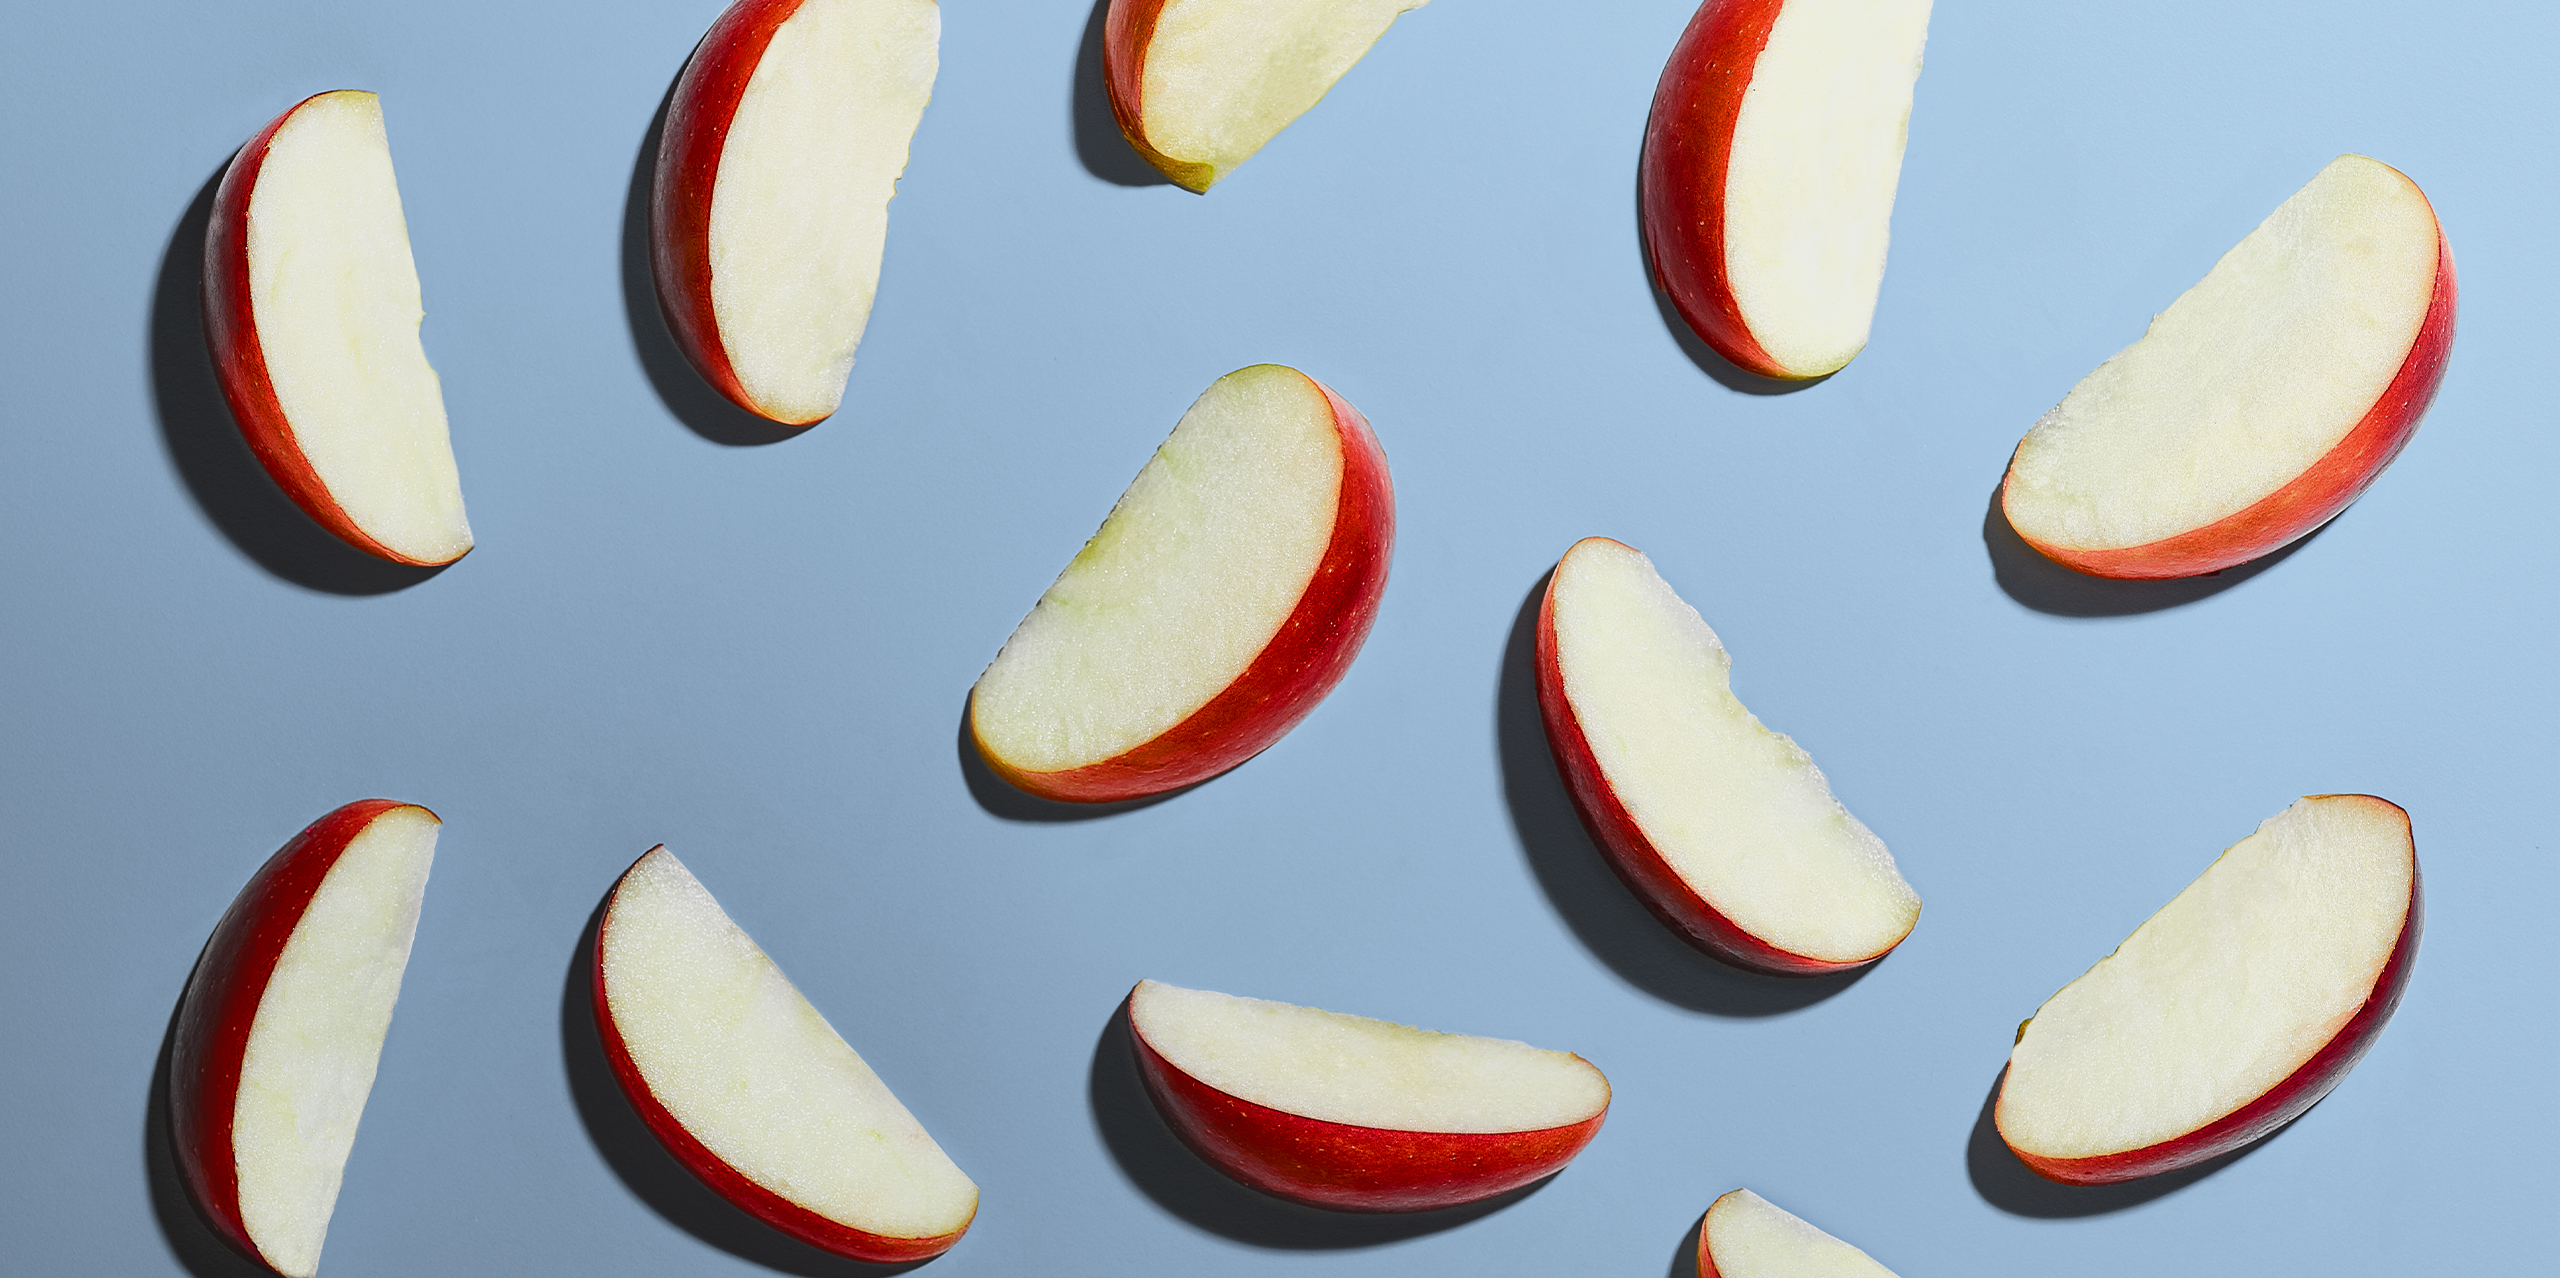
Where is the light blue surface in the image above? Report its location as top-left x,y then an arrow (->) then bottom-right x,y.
1,2 -> 2551,1274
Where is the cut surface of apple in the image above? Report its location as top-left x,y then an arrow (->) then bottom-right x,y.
1537,537 -> 1918,974
1641,0 -> 1932,379
170,800 -> 439,1278
1697,1189 -> 1900,1278
203,91 -> 471,566
652,0 -> 939,425
1126,980 -> 1608,1210
969,364 -> 1393,802
1105,0 -> 1425,192
1996,795 -> 2421,1184
2001,155 -> 2456,579
593,847 -> 976,1261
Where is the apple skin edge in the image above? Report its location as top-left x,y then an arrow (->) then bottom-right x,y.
971,375 -> 1395,803
1100,0 -> 1217,193
1995,800 -> 2424,1185
168,799 -> 421,1274
650,0 -> 820,425
2002,225 -> 2458,580
1638,0 -> 1794,381
588,849 -> 972,1264
1124,991 -> 1607,1212
202,95 -> 458,568
1532,552 -> 1896,976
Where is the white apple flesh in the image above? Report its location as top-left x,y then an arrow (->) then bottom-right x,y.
203,92 -> 472,566
1105,0 -> 1425,192
592,847 -> 977,1261
1641,0 -> 1933,379
1126,980 -> 1609,1210
652,0 -> 939,425
1697,1188 -> 1902,1278
2001,155 -> 2456,579
1996,795 -> 2422,1184
969,364 -> 1393,802
1537,537 -> 1920,974
170,801 -> 439,1278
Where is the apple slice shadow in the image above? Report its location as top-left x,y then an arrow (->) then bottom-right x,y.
149,162 -> 448,596
145,982 -> 285,1278
1963,1067 -> 2300,1218
618,73 -> 819,448
1982,485 -> 2331,617
1661,1211 -> 1707,1278
1069,0 -> 1172,187
558,899 -> 931,1276
1496,572 -> 1874,1015
1630,168 -> 1830,398
1086,1001 -> 1552,1247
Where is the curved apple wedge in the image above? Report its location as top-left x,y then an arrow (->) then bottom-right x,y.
652,0 -> 940,426
204,92 -> 472,566
170,800 -> 440,1278
1696,1189 -> 1902,1278
1996,795 -> 2422,1184
1640,0 -> 1933,380
1105,0 -> 1426,192
1536,537 -> 1920,975
591,847 -> 977,1262
2001,155 -> 2456,579
969,364 -> 1393,802
1125,980 -> 1609,1211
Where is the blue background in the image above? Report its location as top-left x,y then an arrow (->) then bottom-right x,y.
1,1 -> 2550,1274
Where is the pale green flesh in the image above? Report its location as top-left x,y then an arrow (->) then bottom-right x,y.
1139,0 -> 1424,190
1704,1189 -> 1902,1278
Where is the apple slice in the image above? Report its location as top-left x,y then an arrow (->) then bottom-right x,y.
1640,0 -> 1933,380
2000,155 -> 2457,579
652,0 -> 939,425
203,91 -> 472,566
1996,795 -> 2422,1184
1536,537 -> 1920,975
1125,980 -> 1608,1210
170,800 -> 439,1278
969,364 -> 1393,802
1697,1189 -> 1901,1278
592,847 -> 977,1261
1104,0 -> 1426,192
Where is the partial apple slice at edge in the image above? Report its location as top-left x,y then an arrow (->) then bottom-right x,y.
1126,979 -> 1609,1211
1697,1188 -> 1901,1278
204,91 -> 472,566
1536,537 -> 1919,974
170,800 -> 439,1278
969,364 -> 1394,802
1994,794 -> 2421,1184
592,846 -> 977,1261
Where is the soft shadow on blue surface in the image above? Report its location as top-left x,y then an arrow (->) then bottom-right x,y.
1964,1068 -> 2293,1217
1664,1211 -> 1705,1278
146,985 -> 273,1278
560,900 -> 930,1275
619,74 -> 814,448
1086,1000 -> 1552,1248
1070,0 -> 1171,187
1982,485 -> 2329,617
1498,572 -> 1873,1016
149,163 -> 446,595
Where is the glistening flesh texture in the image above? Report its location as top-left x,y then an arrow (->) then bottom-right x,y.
1123,0 -> 1424,191
707,0 -> 938,424
1699,1189 -> 1902,1278
1547,538 -> 1918,966
2003,156 -> 2445,567
1997,796 -> 2418,1180
598,849 -> 977,1249
1129,981 -> 1608,1134
971,366 -> 1346,779
1719,0 -> 1931,377
239,92 -> 471,565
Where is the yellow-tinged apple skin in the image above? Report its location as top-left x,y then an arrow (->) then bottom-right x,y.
1993,797 -> 2423,1183
1999,220 -> 2457,580
202,93 -> 464,567
1124,989 -> 1607,1211
1101,0 -> 1217,192
970,372 -> 1394,802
